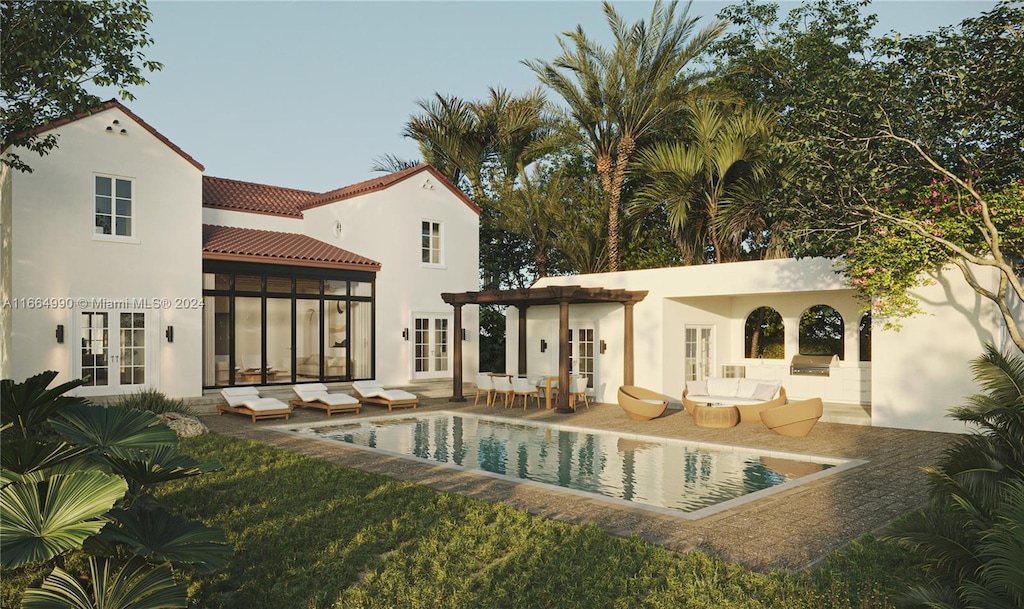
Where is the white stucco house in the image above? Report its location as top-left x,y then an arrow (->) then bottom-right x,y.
1,100 -> 480,399
500,257 -> 1021,434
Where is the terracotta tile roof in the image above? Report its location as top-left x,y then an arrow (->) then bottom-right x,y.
1,99 -> 204,172
203,176 -> 318,218
304,163 -> 481,215
202,225 -> 381,271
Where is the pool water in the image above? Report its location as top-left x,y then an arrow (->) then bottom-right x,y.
279,411 -> 860,517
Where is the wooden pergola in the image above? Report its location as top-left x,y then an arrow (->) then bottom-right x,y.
441,285 -> 648,413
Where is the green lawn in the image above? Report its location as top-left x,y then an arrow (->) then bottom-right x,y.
3,433 -> 921,608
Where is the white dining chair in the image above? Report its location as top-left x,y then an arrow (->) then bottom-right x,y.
511,376 -> 540,410
474,373 -> 495,406
490,374 -> 514,408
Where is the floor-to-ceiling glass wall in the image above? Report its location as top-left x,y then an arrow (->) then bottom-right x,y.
201,262 -> 375,388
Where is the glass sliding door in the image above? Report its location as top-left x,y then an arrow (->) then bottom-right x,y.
78,309 -> 149,395
265,298 -> 292,383
234,296 -> 262,385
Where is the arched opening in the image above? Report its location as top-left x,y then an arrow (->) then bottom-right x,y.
744,306 -> 784,359
799,305 -> 844,360
859,312 -> 872,362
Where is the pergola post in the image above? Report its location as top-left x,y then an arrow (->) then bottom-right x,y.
517,304 -> 528,375
623,301 -> 636,386
451,303 -> 465,402
556,298 -> 571,412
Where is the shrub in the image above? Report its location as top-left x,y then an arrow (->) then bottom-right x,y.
113,387 -> 196,416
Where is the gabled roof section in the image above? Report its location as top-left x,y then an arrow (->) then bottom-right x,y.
203,176 -> 318,218
202,225 -> 381,271
303,163 -> 481,215
3,99 -> 204,171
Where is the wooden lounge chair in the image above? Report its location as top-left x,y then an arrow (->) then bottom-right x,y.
290,383 -> 361,416
616,386 -> 669,421
218,386 -> 293,423
351,380 -> 419,411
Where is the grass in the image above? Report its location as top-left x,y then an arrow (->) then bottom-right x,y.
113,387 -> 197,415
2,433 -> 922,608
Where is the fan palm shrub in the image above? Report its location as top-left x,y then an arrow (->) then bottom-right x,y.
1,371 -> 232,608
886,345 -> 1024,608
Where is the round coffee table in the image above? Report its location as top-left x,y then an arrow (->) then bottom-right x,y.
693,403 -> 740,428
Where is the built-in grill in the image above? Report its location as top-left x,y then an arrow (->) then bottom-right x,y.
790,354 -> 838,377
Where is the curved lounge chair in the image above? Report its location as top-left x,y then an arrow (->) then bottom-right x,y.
290,383 -> 361,416
617,386 -> 669,421
760,398 -> 824,437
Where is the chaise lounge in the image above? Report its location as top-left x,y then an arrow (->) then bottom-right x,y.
351,380 -> 419,411
218,386 -> 293,423
682,377 -> 787,423
290,383 -> 361,416
617,386 -> 669,421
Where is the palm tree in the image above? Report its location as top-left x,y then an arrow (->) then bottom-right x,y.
886,345 -> 1024,608
629,102 -> 783,263
492,166 -> 569,278
403,93 -> 490,199
525,0 -> 727,271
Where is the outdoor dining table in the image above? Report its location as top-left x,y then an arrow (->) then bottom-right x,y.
535,375 -> 565,410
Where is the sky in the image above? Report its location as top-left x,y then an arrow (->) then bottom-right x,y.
117,0 -> 998,192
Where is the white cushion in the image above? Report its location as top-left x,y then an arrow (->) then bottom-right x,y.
736,379 -> 761,398
640,398 -> 665,405
221,386 -> 260,406
352,380 -> 384,397
293,383 -> 329,398
753,382 -> 781,401
686,379 -> 708,396
379,389 -> 416,401
308,392 -> 358,406
244,397 -> 288,412
707,377 -> 740,397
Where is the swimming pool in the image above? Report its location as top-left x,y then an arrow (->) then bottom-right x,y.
277,411 -> 864,518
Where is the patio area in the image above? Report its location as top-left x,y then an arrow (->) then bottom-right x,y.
200,384 -> 956,572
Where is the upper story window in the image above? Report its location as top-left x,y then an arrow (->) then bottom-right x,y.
421,220 -> 442,266
95,175 -> 133,237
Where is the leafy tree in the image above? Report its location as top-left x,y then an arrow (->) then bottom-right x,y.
1,0 -> 162,172
1,371 -> 231,607
887,345 -> 1024,608
525,0 -> 726,272
712,0 -> 1024,352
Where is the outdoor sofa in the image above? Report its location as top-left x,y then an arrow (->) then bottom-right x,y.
682,377 -> 787,423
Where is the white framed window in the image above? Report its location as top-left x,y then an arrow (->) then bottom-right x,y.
95,175 -> 133,237
421,220 -> 443,266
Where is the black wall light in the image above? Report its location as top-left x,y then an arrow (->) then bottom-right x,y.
56,325 -> 65,343
165,326 -> 174,343
540,339 -> 547,352
461,328 -> 467,341
600,339 -> 607,354
402,328 -> 409,340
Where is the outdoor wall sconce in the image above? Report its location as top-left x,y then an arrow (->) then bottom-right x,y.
56,324 -> 65,343
600,339 -> 607,354
165,326 -> 174,343
461,328 -> 467,341
402,328 -> 409,340
540,339 -> 547,352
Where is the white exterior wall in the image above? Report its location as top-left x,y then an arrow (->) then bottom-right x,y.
301,173 -> 480,386
520,257 -> 1010,432
871,265 -> 1007,433
7,108 -> 203,398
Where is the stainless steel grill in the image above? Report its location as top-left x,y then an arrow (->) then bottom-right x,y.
790,355 -> 837,376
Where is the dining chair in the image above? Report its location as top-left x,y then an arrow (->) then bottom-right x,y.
474,373 -> 495,406
511,376 -> 540,410
490,374 -> 514,408
569,376 -> 590,409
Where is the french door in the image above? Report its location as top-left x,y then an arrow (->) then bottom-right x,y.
77,310 -> 151,395
412,314 -> 450,379
684,325 -> 714,381
568,325 -> 596,389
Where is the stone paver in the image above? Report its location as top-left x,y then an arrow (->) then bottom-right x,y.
200,392 -> 955,572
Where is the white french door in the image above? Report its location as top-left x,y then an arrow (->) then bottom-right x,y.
684,325 -> 715,381
568,325 -> 596,390
77,310 -> 151,395
412,314 -> 451,379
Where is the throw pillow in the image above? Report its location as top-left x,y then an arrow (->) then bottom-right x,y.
707,377 -> 740,397
737,378 -> 761,398
752,382 -> 780,401
686,379 -> 708,396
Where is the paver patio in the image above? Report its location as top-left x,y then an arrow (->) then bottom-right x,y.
200,388 -> 957,571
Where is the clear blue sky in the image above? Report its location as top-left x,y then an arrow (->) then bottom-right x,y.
121,1 -> 996,192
